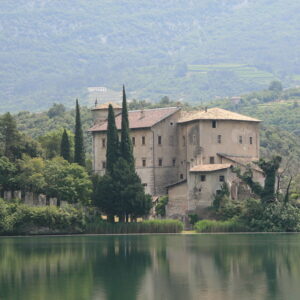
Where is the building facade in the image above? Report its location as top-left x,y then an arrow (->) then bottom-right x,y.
89,104 -> 263,219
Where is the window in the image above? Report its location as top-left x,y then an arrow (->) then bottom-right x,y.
158,135 -> 162,145
102,138 -> 106,148
143,183 -> 148,187
182,136 -> 186,147
102,161 -> 106,169
180,174 -> 184,179
217,135 -> 222,144
192,135 -> 196,145
219,175 -> 225,182
170,122 -> 174,126
142,136 -> 145,145
239,136 -> 243,144
212,120 -> 217,128
172,158 -> 176,167
132,137 -> 135,146
200,175 -> 206,182
216,190 -> 222,195
209,156 -> 215,164
142,159 -> 146,167
250,137 -> 253,145
158,158 -> 163,167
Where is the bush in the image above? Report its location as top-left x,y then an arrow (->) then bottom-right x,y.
0,199 -> 86,235
194,218 -> 247,233
85,219 -> 184,234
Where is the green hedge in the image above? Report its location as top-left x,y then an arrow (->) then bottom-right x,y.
85,219 -> 184,234
194,219 -> 247,233
0,199 -> 86,235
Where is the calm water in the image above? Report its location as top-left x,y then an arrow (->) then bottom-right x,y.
0,234 -> 300,300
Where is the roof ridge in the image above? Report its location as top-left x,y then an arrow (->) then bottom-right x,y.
129,106 -> 180,113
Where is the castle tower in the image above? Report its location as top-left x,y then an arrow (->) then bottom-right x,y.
91,102 -> 122,125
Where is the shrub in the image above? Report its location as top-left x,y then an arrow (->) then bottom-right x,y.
85,219 -> 183,234
0,198 -> 86,235
194,218 -> 247,233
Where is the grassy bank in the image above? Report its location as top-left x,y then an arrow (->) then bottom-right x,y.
85,219 -> 184,234
194,219 -> 248,233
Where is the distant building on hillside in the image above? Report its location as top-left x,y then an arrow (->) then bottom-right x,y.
89,104 -> 264,220
87,87 -> 122,106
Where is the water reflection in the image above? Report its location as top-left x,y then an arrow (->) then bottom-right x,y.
0,234 -> 300,300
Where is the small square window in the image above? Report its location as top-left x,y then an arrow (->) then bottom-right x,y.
102,138 -> 106,148
158,158 -> 163,167
212,120 -> 217,128
102,161 -> 106,169
250,137 -> 253,145
180,174 -> 184,179
217,135 -> 222,144
172,158 -> 176,167
143,183 -> 147,187
142,136 -> 146,145
209,156 -> 215,164
201,175 -> 206,182
219,175 -> 225,182
132,137 -> 135,146
158,136 -> 162,145
239,136 -> 243,144
142,159 -> 146,167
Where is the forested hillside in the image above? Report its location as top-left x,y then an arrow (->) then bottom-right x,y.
0,0 -> 300,112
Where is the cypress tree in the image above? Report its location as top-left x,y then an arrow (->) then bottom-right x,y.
74,99 -> 85,166
106,104 -> 120,174
60,129 -> 70,162
120,85 -> 134,168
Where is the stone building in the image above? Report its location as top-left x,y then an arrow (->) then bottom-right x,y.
89,104 -> 263,219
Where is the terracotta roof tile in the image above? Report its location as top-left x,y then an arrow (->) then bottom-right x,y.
91,102 -> 122,110
89,107 -> 180,132
190,163 -> 232,172
178,107 -> 260,123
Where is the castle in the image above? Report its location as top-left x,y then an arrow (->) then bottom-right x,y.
89,103 -> 264,219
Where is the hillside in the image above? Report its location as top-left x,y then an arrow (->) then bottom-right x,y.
0,0 -> 300,112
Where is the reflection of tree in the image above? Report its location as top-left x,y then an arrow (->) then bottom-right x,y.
93,236 -> 151,300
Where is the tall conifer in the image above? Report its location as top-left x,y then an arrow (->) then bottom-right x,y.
120,85 -> 134,168
106,104 -> 120,174
74,99 -> 85,166
60,129 -> 70,162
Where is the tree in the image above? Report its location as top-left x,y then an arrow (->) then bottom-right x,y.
269,80 -> 283,92
106,104 -> 120,174
0,113 -> 21,160
60,129 -> 71,162
38,128 -> 74,160
47,103 -> 66,118
74,99 -> 85,166
43,157 -> 92,205
0,156 -> 17,197
120,86 -> 134,168
234,156 -> 282,204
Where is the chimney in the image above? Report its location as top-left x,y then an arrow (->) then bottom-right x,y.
205,107 -> 207,112
140,109 -> 145,119
94,98 -> 98,107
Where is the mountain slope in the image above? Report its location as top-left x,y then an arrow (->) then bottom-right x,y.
0,0 -> 300,111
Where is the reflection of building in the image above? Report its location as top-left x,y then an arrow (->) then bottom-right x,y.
89,104 -> 263,219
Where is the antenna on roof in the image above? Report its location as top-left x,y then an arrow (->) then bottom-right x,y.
95,98 -> 98,107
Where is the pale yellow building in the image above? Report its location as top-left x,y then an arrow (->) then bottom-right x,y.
89,104 -> 263,219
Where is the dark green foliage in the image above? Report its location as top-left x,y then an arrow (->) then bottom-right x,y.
0,157 -> 17,196
0,113 -> 20,160
85,219 -> 183,234
194,219 -> 247,233
106,104 -> 120,174
213,182 -> 230,210
60,129 -> 71,162
155,196 -> 169,217
120,86 -> 134,168
74,99 -> 85,166
234,156 -> 282,204
47,104 -> 66,118
0,199 -> 86,235
269,80 -> 283,92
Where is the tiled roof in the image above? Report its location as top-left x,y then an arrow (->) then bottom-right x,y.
190,163 -> 232,173
178,107 -> 261,123
218,153 -> 263,173
89,107 -> 180,132
91,102 -> 122,110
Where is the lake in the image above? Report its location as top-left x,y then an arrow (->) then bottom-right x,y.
0,234 -> 300,300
